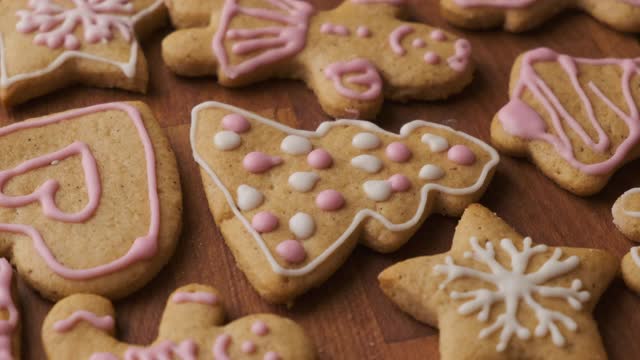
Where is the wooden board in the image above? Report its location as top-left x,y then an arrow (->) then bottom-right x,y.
1,0 -> 640,358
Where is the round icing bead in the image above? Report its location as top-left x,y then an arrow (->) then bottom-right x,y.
385,142 -> 412,162
388,174 -> 411,192
430,29 -> 446,41
352,132 -> 381,150
243,152 -> 282,173
251,211 -> 279,233
423,52 -> 441,65
356,26 -> 371,37
412,38 -> 426,48
275,240 -> 307,264
316,190 -> 345,211
241,341 -> 256,354
214,131 -> 241,151
421,133 -> 449,152
419,164 -> 445,180
289,212 -> 315,239
251,320 -> 270,336
288,172 -> 320,192
280,135 -> 312,155
222,113 -> 251,133
351,154 -> 383,173
307,149 -> 333,169
236,184 -> 264,211
363,180 -> 392,202
448,145 -> 476,165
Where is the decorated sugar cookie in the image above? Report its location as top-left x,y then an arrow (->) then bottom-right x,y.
43,284 -> 315,359
0,102 -> 181,300
191,101 -> 498,303
0,0 -> 167,107
379,204 -> 618,360
613,189 -> 640,294
163,0 -> 474,120
440,0 -> 640,32
491,48 -> 640,196
0,259 -> 20,360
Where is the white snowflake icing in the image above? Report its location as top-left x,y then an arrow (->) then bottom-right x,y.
16,0 -> 135,50
434,237 -> 590,352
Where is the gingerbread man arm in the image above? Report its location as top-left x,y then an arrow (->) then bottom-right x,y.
43,284 -> 316,360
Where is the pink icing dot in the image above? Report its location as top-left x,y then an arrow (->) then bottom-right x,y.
385,142 -> 412,162
276,240 -> 307,264
447,145 -> 476,166
264,352 -> 281,360
424,52 -> 440,65
412,38 -> 426,48
388,174 -> 411,192
252,320 -> 270,335
243,152 -> 282,173
222,113 -> 251,133
307,149 -> 333,169
241,341 -> 256,354
316,190 -> 345,211
430,30 -> 446,41
251,211 -> 279,233
356,26 -> 371,37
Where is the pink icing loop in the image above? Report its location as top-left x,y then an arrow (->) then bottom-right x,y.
324,59 -> 383,101
307,149 -> 333,169
251,211 -> 279,233
243,152 -> 283,173
222,113 -> 251,133
356,26 -> 371,38
430,29 -> 447,41
388,174 -> 411,192
424,52 -> 440,65
275,240 -> 307,264
241,340 -> 256,354
447,39 -> 472,72
385,142 -> 412,162
315,190 -> 345,211
251,320 -> 270,336
264,351 -> 282,360
448,145 -> 476,165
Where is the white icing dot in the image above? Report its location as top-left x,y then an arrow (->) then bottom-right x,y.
421,133 -> 449,153
352,132 -> 381,150
363,180 -> 392,202
214,131 -> 241,150
236,185 -> 264,211
288,172 -> 320,192
351,155 -> 383,173
289,212 -> 316,239
280,135 -> 312,155
419,164 -> 445,180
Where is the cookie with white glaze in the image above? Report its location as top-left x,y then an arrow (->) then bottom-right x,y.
379,204 -> 618,360
191,101 -> 498,303
0,0 -> 167,107
441,0 -> 640,33
162,0 -> 474,120
43,284 -> 315,359
0,101 -> 182,300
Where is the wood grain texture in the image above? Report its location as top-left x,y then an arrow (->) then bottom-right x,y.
1,0 -> 640,358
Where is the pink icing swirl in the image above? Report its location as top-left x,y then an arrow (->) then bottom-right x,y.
447,39 -> 472,72
320,23 -> 350,36
324,59 -> 383,101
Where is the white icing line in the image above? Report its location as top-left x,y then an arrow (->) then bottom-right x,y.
190,101 -> 500,277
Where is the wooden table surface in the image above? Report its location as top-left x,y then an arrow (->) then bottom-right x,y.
2,0 -> 640,359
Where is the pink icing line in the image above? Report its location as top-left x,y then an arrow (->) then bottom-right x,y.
447,39 -> 472,72
53,310 -> 114,333
212,334 -> 232,360
389,24 -> 414,56
212,0 -> 314,79
0,103 -> 160,280
0,259 -> 17,360
324,59 -> 382,101
455,0 -> 640,8
497,48 -> 640,175
320,23 -> 350,36
172,291 -> 219,305
351,0 -> 406,4
90,340 -> 198,360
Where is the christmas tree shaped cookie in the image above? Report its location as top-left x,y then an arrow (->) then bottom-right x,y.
441,0 -> 640,33
43,284 -> 315,359
379,204 -> 618,360
0,0 -> 166,107
191,101 -> 499,303
163,0 -> 474,120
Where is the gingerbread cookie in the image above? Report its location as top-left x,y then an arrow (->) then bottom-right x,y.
613,189 -> 640,294
491,48 -> 640,196
0,0 -> 167,107
0,101 -> 182,300
165,0 -> 219,28
440,0 -> 640,33
0,259 -> 20,360
43,284 -> 315,359
163,0 -> 474,120
191,101 -> 498,303
379,204 -> 618,359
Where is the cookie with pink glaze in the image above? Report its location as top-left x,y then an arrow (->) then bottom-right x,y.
0,0 -> 167,107
162,0 -> 474,120
0,101 -> 182,300
191,101 -> 498,303
43,284 -> 315,360
491,48 -> 640,196
440,0 -> 640,32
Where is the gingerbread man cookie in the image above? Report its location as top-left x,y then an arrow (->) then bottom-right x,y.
0,101 -> 182,300
191,101 -> 498,303
163,0 -> 474,120
0,0 -> 167,107
440,0 -> 640,33
379,204 -> 618,360
165,0 -> 219,28
43,284 -> 316,359
0,259 -> 20,360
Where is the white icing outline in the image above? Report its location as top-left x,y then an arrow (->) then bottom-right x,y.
191,101 -> 499,276
0,0 -> 163,88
